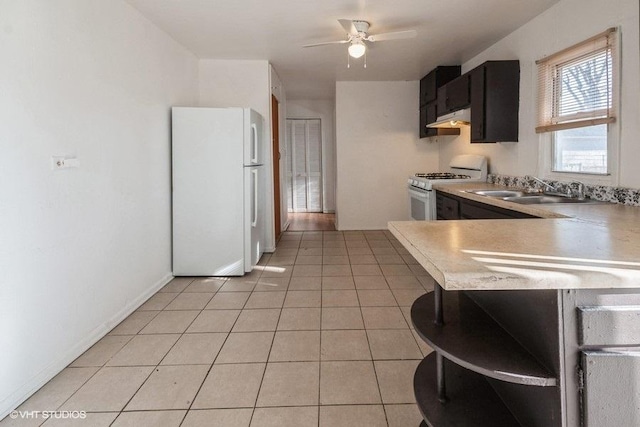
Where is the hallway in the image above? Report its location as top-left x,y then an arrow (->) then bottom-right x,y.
286,213 -> 336,232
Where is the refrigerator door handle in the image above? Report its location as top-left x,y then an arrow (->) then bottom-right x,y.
251,169 -> 258,227
251,124 -> 259,164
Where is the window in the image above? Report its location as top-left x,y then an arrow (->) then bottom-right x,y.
536,28 -> 618,175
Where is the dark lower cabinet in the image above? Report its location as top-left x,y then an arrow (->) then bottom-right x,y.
412,290 -> 562,427
435,191 -> 537,220
414,191 -> 640,426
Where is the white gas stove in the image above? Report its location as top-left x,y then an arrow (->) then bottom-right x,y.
408,155 -> 487,220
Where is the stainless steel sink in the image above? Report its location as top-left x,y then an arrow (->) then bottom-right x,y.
467,189 -> 527,198
502,195 -> 597,205
467,189 -> 600,205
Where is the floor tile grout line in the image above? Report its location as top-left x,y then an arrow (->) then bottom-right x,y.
247,287 -> 286,425
115,281 -> 217,420
54,277 -> 204,424
358,238 -> 391,426
317,231 -> 324,426
17,233 -> 427,425
176,278 -> 253,421
51,280 -> 185,421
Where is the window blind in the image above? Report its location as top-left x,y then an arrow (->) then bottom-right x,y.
536,28 -> 617,134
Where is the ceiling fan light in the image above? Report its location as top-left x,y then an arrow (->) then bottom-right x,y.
348,41 -> 366,58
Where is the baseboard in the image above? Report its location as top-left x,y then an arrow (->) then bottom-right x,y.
0,273 -> 174,420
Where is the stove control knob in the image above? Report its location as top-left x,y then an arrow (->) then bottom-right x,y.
418,182 -> 426,188
407,178 -> 413,185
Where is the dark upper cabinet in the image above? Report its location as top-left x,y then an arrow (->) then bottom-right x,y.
470,60 -> 520,143
419,66 -> 461,107
419,66 -> 461,138
437,74 -> 471,115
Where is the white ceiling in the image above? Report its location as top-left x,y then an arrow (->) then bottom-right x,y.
126,0 -> 559,100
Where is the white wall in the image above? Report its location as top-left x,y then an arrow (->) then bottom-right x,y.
439,0 -> 640,188
287,100 -> 337,213
0,0 -> 198,417
198,60 -> 276,251
335,81 -> 440,230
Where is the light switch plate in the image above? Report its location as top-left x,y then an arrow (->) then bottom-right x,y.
51,156 -> 79,170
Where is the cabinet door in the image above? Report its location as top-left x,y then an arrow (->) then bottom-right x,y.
437,75 -> 470,115
447,75 -> 471,111
419,105 -> 428,138
426,102 -> 438,129
420,102 -> 438,138
420,72 -> 436,106
436,193 -> 460,220
436,85 -> 448,116
470,65 -> 486,142
484,61 -> 519,142
582,351 -> 640,427
470,61 -> 520,143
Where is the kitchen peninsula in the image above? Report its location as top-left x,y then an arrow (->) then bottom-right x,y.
389,183 -> 640,427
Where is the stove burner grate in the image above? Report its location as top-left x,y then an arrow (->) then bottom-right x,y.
415,172 -> 471,180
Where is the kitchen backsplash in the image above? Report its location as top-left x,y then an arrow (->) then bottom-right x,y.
487,174 -> 640,207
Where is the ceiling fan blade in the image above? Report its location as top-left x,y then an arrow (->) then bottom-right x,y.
338,19 -> 357,35
367,29 -> 417,42
303,40 -> 350,48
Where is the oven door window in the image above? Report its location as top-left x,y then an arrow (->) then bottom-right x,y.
408,188 -> 434,221
411,196 -> 426,220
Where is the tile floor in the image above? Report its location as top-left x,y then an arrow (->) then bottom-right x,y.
2,230 -> 434,427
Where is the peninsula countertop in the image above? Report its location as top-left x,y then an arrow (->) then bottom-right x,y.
389,182 -> 640,291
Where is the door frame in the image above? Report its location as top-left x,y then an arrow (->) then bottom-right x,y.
271,95 -> 282,241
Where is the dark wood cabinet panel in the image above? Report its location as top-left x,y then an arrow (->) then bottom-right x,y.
435,193 -> 460,220
470,61 -> 520,143
436,191 -> 537,220
419,105 -> 429,138
470,66 -> 486,141
437,74 -> 471,115
420,66 -> 461,107
419,66 -> 462,138
420,72 -> 435,107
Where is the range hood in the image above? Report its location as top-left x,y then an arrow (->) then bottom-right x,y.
427,108 -> 471,129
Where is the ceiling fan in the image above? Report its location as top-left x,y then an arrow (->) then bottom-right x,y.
303,19 -> 417,67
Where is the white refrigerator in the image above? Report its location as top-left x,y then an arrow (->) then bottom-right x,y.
172,107 -> 265,276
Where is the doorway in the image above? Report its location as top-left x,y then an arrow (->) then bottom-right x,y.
271,95 -> 281,241
287,213 -> 336,231
285,118 -> 323,213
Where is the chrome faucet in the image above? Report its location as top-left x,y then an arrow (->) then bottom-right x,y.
527,176 -> 559,193
568,181 -> 586,199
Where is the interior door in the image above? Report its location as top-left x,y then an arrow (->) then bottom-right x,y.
286,119 -> 322,213
271,95 -> 281,240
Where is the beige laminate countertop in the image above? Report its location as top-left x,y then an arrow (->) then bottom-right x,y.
389,182 -> 640,291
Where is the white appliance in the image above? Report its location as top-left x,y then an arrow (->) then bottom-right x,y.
408,154 -> 487,221
172,107 -> 265,276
